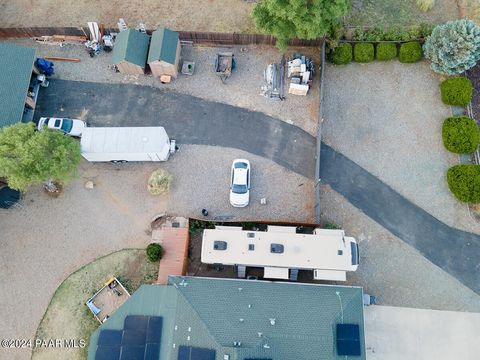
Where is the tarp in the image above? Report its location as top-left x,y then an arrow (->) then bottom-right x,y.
0,186 -> 20,209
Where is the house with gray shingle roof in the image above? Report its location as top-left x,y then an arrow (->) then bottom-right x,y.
88,276 -> 366,360
112,29 -> 150,75
148,28 -> 181,79
0,43 -> 36,127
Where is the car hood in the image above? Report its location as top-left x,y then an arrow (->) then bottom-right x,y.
230,191 -> 249,207
70,121 -> 87,136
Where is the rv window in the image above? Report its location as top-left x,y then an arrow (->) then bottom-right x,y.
214,241 -> 227,250
270,243 -> 284,254
351,242 -> 359,265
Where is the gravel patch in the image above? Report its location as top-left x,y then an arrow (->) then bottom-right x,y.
163,144 -> 315,222
322,61 -> 480,234
321,184 -> 480,312
0,161 -> 167,360
7,39 -> 320,135
0,144 -> 313,360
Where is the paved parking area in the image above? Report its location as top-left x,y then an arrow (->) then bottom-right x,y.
364,305 -> 480,359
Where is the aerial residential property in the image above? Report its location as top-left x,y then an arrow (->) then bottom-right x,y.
0,1 -> 479,360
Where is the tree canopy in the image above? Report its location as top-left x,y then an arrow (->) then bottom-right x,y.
423,19 -> 480,75
253,0 -> 350,49
0,123 -> 81,191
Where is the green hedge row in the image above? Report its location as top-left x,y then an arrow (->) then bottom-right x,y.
329,41 -> 422,64
447,165 -> 480,203
440,77 -> 473,106
442,116 -> 480,154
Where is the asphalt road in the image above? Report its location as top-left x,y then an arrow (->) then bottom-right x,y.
35,79 -> 316,179
321,143 -> 480,295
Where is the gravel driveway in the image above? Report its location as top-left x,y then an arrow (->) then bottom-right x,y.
0,144 -> 313,360
322,61 -> 480,234
8,39 -> 320,136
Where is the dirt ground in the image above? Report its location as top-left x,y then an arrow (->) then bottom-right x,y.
0,0 -> 256,32
32,249 -> 159,360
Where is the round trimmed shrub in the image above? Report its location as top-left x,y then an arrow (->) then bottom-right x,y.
147,169 -> 172,195
146,243 -> 163,262
354,43 -> 374,63
329,43 -> 352,65
447,165 -> 480,203
399,41 -> 422,63
440,77 -> 473,106
442,116 -> 480,153
376,43 -> 397,61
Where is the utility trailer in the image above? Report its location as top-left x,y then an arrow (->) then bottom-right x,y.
80,126 -> 173,162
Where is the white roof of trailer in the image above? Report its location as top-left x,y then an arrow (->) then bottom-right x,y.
201,228 -> 356,271
81,127 -> 169,154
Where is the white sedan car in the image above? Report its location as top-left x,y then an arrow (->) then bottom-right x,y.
230,159 -> 251,207
37,117 -> 87,137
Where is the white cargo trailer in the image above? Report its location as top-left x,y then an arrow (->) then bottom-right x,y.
80,127 -> 171,162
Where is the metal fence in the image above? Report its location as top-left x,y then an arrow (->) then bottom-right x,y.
0,27 -> 324,47
314,41 -> 326,224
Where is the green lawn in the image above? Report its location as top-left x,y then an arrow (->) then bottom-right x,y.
32,249 -> 159,360
345,0 -> 459,27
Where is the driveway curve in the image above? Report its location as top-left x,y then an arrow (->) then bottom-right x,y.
321,143 -> 480,295
35,79 -> 316,179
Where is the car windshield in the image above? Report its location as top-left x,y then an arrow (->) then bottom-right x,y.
234,162 -> 248,169
232,184 -> 247,194
60,119 -> 73,133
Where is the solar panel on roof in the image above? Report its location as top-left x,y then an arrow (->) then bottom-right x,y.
124,315 -> 150,331
122,330 -> 146,346
98,330 -> 123,346
144,343 -> 161,360
95,345 -> 121,360
96,316 -> 163,360
336,323 -> 361,356
119,345 -> 146,360
147,317 -> 163,344
177,346 -> 215,360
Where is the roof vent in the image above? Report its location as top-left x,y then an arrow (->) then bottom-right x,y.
188,327 -> 191,332
248,244 -> 255,251
247,232 -> 255,238
269,318 -> 276,326
238,287 -> 243,292
338,250 -> 343,255
248,304 -> 252,309
270,244 -> 284,254
263,343 -> 270,349
214,241 -> 227,250
258,332 -> 263,338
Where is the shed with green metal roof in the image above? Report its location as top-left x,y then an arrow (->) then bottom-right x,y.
148,28 -> 181,78
0,43 -> 36,127
112,29 -> 150,75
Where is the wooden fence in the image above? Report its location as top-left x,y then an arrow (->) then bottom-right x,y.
0,27 -> 324,47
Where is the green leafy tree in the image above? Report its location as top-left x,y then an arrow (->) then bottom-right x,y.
423,19 -> 480,75
0,123 -> 81,191
253,0 -> 350,49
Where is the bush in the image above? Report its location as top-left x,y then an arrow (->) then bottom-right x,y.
329,43 -> 352,65
442,116 -> 480,153
416,0 -> 435,12
147,169 -> 172,195
423,19 -> 480,75
146,243 -> 163,262
354,43 -> 374,63
440,77 -> 473,106
399,41 -> 422,63
376,43 -> 397,61
352,24 -> 433,42
447,165 -> 480,203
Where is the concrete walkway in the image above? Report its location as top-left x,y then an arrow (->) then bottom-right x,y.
365,305 -> 480,359
35,79 -> 316,179
320,143 -> 480,294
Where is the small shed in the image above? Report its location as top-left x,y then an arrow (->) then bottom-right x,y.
112,29 -> 150,75
147,28 -> 181,78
